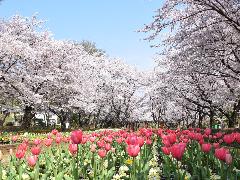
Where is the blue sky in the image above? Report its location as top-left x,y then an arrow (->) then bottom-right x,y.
0,0 -> 163,70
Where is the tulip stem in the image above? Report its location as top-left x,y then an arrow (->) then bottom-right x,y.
133,157 -> 136,179
77,144 -> 79,179
176,160 -> 180,180
34,161 -> 39,180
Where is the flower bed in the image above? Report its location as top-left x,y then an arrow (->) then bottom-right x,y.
0,128 -> 239,179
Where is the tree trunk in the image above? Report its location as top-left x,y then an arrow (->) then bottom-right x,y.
228,111 -> 237,128
78,112 -> 82,127
209,110 -> 214,128
22,106 -> 34,128
198,111 -> 203,128
59,116 -> 66,131
59,109 -> 69,131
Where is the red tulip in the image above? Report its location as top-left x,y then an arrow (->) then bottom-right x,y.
16,149 -> 25,159
31,146 -> 41,156
98,149 -> 107,158
223,134 -> 235,144
201,143 -> 212,153
126,145 -> 140,157
69,144 -> 78,155
161,146 -> 170,155
71,130 -> 83,144
27,155 -> 37,167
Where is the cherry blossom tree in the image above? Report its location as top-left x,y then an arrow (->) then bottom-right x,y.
0,15 -> 145,130
142,0 -> 240,127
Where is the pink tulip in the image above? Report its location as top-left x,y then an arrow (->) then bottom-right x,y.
204,128 -> 211,136
69,144 -> 78,155
97,140 -> 105,148
201,143 -> 212,153
51,129 -> 58,135
126,135 -> 138,146
137,137 -> 145,147
161,146 -> 170,155
90,144 -> 97,152
213,143 -> 220,149
170,143 -> 186,161
71,130 -> 83,144
12,135 -> 18,142
146,138 -> 152,145
126,145 -> 140,157
223,134 -> 235,144
215,147 -> 229,162
44,138 -> 53,147
105,143 -> 111,151
16,149 -> 25,159
225,153 -> 232,165
235,133 -> 240,144
89,136 -> 96,142
27,155 -> 37,167
31,146 -> 41,156
98,149 -> 107,158
116,137 -> 123,144
168,133 -> 177,144
55,137 -> 61,144
18,143 -> 28,151
81,137 -> 87,144
33,139 -> 41,145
